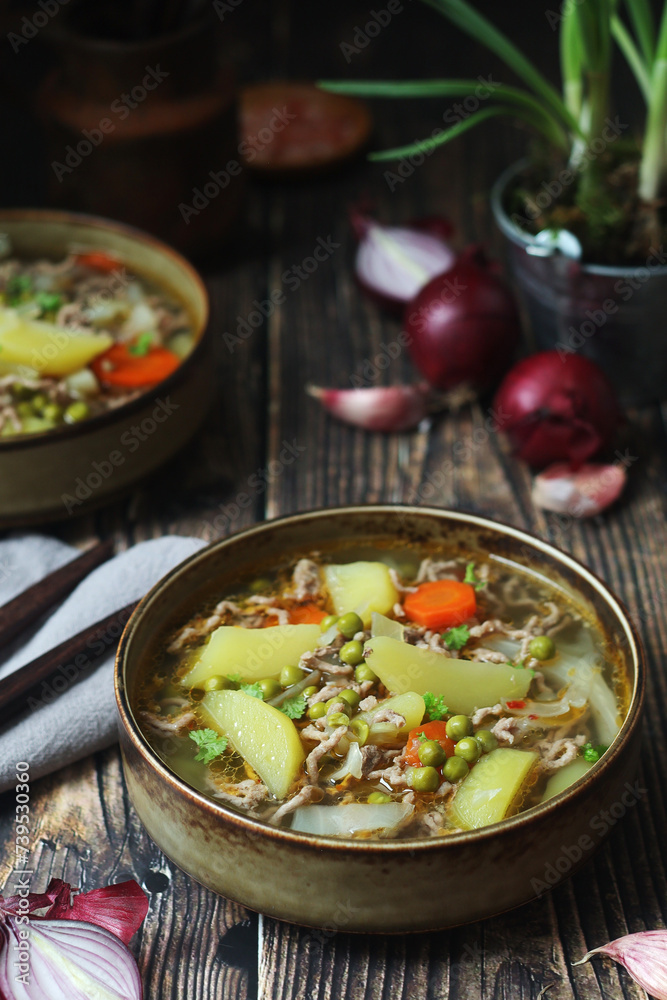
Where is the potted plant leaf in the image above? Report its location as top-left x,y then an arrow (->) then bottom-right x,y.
323,0 -> 667,405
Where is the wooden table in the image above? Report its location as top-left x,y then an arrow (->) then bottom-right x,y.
1,1 -> 665,996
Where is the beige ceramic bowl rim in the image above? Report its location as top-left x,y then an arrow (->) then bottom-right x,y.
115,504 -> 645,854
0,207 -> 209,452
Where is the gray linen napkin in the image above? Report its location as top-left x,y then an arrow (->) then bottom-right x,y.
0,533 -> 205,793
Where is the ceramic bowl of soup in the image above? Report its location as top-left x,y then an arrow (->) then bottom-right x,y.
0,209 -> 210,525
115,506 -> 644,932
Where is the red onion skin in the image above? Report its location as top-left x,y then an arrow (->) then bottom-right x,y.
404,246 -> 520,392
494,351 -> 620,469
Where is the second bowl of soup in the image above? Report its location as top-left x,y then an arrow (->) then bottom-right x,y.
115,506 -> 644,932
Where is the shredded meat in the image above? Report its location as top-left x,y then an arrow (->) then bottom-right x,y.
393,602 -> 406,618
358,695 -> 378,711
307,682 -> 350,706
292,558 -> 322,600
536,735 -> 586,769
490,716 -> 524,745
469,647 -> 510,664
416,558 -> 461,582
471,703 -> 503,726
359,745 -> 384,776
167,599 -> 242,651
367,760 -> 410,788
435,780 -> 454,798
305,726 -> 348,783
269,784 -> 323,824
211,778 -> 269,811
142,709 -> 195,733
388,568 -> 418,593
419,811 -> 445,834
370,709 -> 406,728
300,723 -> 328,742
541,601 -> 562,630
299,649 -> 352,676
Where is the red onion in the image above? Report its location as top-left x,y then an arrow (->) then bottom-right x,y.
352,211 -> 455,308
404,246 -> 520,393
307,383 -> 434,431
532,462 -> 626,517
0,878 -> 148,999
494,351 -> 619,468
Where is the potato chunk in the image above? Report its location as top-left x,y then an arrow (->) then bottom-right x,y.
323,561 -> 398,626
199,689 -> 305,799
0,308 -> 112,376
181,623 -> 321,688
451,748 -> 538,830
363,636 -> 532,714
357,691 -> 425,735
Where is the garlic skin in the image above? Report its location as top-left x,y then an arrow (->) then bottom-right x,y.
573,930 -> 667,999
532,462 -> 626,518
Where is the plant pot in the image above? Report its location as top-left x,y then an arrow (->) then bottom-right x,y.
491,160 -> 667,406
36,8 -> 243,255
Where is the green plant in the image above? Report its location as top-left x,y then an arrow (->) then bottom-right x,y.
323,0 -> 667,247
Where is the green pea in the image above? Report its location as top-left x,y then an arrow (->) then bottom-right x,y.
250,577 -> 272,593
257,677 -> 282,700
303,685 -> 319,698
328,712 -> 349,727
308,702 -> 327,720
337,612 -> 364,639
203,675 -> 228,692
349,718 -> 369,745
354,663 -> 377,684
446,714 -> 473,741
31,393 -> 47,413
338,688 -> 361,710
417,739 -> 446,768
340,640 -> 364,666
367,791 -> 391,803
16,401 -> 35,418
280,664 -> 306,688
408,765 -> 440,793
528,635 -> 556,660
64,400 -> 90,424
443,756 -> 469,782
475,729 -> 498,753
42,402 -> 62,423
326,697 -> 350,716
320,614 -> 339,632
454,736 -> 481,763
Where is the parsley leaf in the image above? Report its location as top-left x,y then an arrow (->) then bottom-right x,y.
417,731 -> 429,742
279,694 -> 307,719
423,691 -> 449,721
582,742 -> 608,763
35,291 -> 62,315
189,728 -> 228,764
240,682 -> 264,699
129,332 -> 154,356
464,561 -> 487,591
443,624 -> 470,650
6,274 -> 32,305
226,673 -> 242,683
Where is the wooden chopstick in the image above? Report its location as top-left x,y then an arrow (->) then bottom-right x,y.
0,599 -> 138,722
0,539 -> 114,649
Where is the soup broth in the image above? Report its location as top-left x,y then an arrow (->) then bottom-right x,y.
136,547 -> 626,839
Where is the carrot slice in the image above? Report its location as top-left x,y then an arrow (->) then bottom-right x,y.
289,603 -> 327,625
75,251 -> 123,273
403,580 -> 476,630
91,343 -> 180,388
405,721 -> 455,766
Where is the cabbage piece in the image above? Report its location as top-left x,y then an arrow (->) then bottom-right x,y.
329,742 -> 364,782
290,802 -> 413,836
